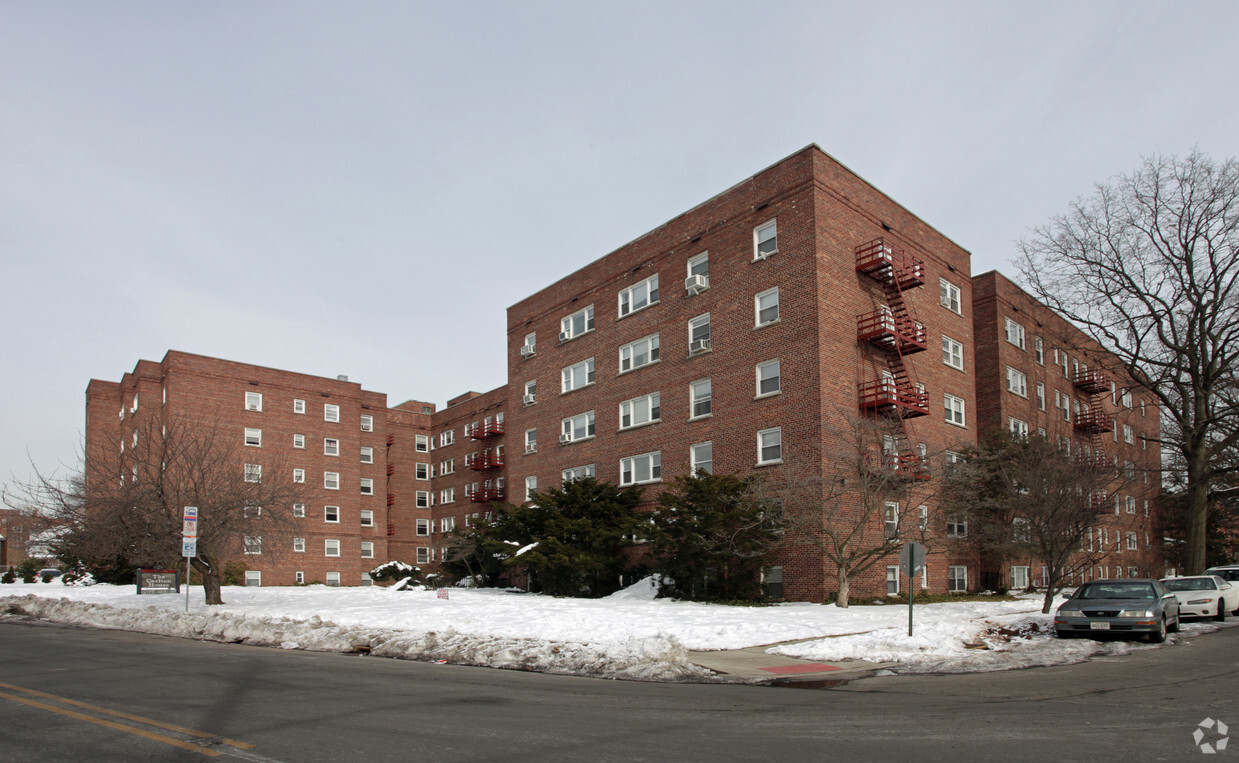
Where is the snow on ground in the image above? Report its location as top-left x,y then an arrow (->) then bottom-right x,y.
1,578 -> 1231,681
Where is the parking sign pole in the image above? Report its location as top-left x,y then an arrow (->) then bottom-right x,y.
183,507 -> 198,613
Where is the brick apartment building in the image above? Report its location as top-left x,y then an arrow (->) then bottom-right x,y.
81,145 -> 1162,599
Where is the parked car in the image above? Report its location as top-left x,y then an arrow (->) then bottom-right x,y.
37,568 -> 63,580
1166,574 -> 1239,619
1204,565 -> 1239,587
1055,579 -> 1181,643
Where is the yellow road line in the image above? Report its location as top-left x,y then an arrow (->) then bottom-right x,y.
0,680 -> 255,751
0,690 -> 221,757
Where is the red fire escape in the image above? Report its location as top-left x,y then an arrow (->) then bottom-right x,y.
1073,368 -> 1114,474
469,414 -> 506,502
855,238 -> 930,480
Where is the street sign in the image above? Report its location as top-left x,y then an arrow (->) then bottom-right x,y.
182,538 -> 197,558
182,505 -> 198,538
899,541 -> 926,576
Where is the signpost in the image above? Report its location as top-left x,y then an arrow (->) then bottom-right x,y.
899,541 -> 926,637
182,507 -> 198,612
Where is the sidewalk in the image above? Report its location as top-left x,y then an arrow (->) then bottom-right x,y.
688,644 -> 897,684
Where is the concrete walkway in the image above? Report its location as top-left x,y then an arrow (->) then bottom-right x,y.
687,644 -> 897,684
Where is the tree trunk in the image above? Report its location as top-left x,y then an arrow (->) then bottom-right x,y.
191,555 -> 225,605
836,571 -> 851,608
1186,449 -> 1210,575
1041,585 -> 1058,615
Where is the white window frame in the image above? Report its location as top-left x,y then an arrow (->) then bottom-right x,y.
415,434 -> 430,453
244,428 -> 262,447
293,537 -> 306,553
944,394 -> 966,427
360,446 -> 373,464
1036,382 -> 1046,411
1009,417 -> 1029,437
416,548 -> 430,565
293,468 -> 306,483
560,304 -> 594,341
324,505 -> 340,523
524,428 -> 537,454
1006,367 -> 1027,397
690,441 -> 713,475
756,359 -> 781,397
942,336 -> 964,370
244,536 -> 262,555
948,565 -> 968,593
1034,336 -> 1044,365
618,274 -> 659,318
244,463 -> 262,483
325,572 -> 341,587
416,463 -> 430,480
440,430 -> 455,447
755,287 -> 780,327
245,391 -> 263,412
361,541 -> 374,559
757,427 -> 783,466
324,403 -> 340,423
947,517 -> 967,538
561,411 -> 596,443
754,219 -> 777,260
939,278 -> 962,314
524,475 -> 537,502
292,503 -> 306,518
440,487 -> 455,504
1005,318 -> 1026,349
688,313 -> 711,353
324,471 -> 339,490
619,393 -> 661,430
293,433 -> 305,449
360,478 -> 374,495
293,398 -> 306,414
417,519 -> 431,536
1010,566 -> 1029,590
619,333 -> 660,373
886,565 -> 900,596
620,451 -> 662,486
687,251 -> 709,277
561,358 -> 596,393
690,378 -> 712,419
360,509 -> 374,527
325,539 -> 341,557
324,438 -> 340,457
360,414 -> 373,432
562,464 -> 597,483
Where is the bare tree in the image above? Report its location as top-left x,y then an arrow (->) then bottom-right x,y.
942,431 -> 1138,613
758,415 -> 942,607
5,414 -> 307,604
1018,151 -> 1239,574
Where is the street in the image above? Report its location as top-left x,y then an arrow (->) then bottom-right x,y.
1,618 -> 1235,761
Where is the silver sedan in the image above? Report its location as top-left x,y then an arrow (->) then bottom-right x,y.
1055,579 -> 1181,643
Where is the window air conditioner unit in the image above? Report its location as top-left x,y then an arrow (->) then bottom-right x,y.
525,444 -> 536,454
690,338 -> 711,354
520,344 -> 536,358
246,403 -> 260,411
559,433 -> 572,444
685,274 -> 709,295
559,331 -> 571,342
523,394 -> 536,405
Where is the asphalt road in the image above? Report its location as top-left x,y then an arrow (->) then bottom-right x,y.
1,618 -> 1236,761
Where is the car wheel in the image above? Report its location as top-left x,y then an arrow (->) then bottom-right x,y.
1147,617 -> 1168,643
1168,613 -> 1180,633
1216,601 -> 1227,622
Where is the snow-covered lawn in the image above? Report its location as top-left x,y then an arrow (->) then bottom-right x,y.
1,579 -> 1230,682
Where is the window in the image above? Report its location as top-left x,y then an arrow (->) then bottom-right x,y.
1123,424 -> 1134,444
687,251 -> 709,281
619,274 -> 659,317
417,519 -> 430,536
886,566 -> 899,596
360,446 -> 373,464
691,441 -> 713,475
360,415 -> 373,432
1126,532 -> 1138,551
359,509 -> 374,527
244,463 -> 262,483
1125,496 -> 1136,514
524,475 -> 537,501
524,379 -> 537,405
324,404 -> 339,423
1036,382 -> 1046,411
359,541 -> 374,559
620,452 -> 662,486
561,411 -> 596,443
439,459 -> 455,475
324,505 -> 340,522
690,378 -> 712,419
561,305 -> 594,341
416,491 -> 430,508
884,502 -> 900,539
416,463 -> 430,480
415,434 -> 430,453
1005,318 -> 1026,349
758,427 -> 783,465
619,393 -> 661,430
1009,418 -> 1029,438
293,398 -> 306,414
293,537 -> 306,553
244,536 -> 262,555
947,517 -> 967,538
942,336 -> 964,370
944,394 -> 966,427
562,464 -> 596,483
756,360 -> 781,397
1034,337 -> 1044,365
440,488 -> 455,504
244,428 -> 262,447
293,503 -> 306,518
948,565 -> 968,592
939,278 -> 961,313
243,505 -> 262,519
1010,566 -> 1029,590
755,287 -> 779,326
324,471 -> 339,490
440,430 -> 455,447
524,428 -> 537,453
293,468 -> 306,483
324,438 -> 339,456
522,331 -> 537,358
325,571 -> 341,587
416,548 -> 430,565
1013,517 -> 1031,543
245,391 -> 262,412
440,517 -> 456,534
325,539 -> 340,557
293,433 -> 305,449
360,478 -> 373,495
1121,390 -> 1133,408
1006,367 -> 1027,397
562,358 -> 596,393
688,313 -> 711,354
294,571 -> 304,584
619,334 -> 660,373
754,220 -> 777,259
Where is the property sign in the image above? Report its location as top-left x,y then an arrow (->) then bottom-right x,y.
182,538 -> 198,558
182,506 -> 198,538
136,569 -> 180,595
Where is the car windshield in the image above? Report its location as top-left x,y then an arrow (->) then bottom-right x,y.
1207,569 -> 1239,581
1075,582 -> 1156,600
1163,578 -> 1215,592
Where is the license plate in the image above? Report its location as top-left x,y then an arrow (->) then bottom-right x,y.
1090,621 -> 1110,630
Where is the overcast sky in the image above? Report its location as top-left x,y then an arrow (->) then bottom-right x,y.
3,1 -> 1238,489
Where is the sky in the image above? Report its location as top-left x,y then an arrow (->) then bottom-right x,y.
3,1 -> 1238,490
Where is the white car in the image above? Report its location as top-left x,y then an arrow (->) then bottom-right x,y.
1161,576 -> 1239,621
